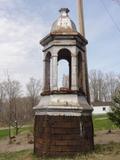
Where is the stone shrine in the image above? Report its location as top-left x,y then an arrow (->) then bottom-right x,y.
34,8 -> 94,156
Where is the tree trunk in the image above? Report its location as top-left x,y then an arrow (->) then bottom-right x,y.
8,122 -> 12,144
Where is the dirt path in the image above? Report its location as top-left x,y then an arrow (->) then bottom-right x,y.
0,139 -> 33,153
0,134 -> 33,153
95,129 -> 120,144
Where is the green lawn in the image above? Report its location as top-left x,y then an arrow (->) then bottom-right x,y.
93,114 -> 117,131
0,126 -> 32,139
0,115 -> 117,139
0,129 -> 10,139
0,143 -> 120,160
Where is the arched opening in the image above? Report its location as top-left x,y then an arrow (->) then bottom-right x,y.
58,60 -> 69,89
57,49 -> 71,90
44,52 -> 51,91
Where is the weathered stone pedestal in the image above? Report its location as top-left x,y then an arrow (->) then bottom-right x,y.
34,115 -> 94,156
34,94 -> 94,156
34,8 -> 94,157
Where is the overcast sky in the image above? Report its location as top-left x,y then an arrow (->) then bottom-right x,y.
0,0 -> 120,87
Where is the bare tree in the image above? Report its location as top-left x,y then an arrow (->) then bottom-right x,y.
89,70 -> 105,102
3,77 -> 22,139
0,76 -> 42,140
89,70 -> 98,102
89,70 -> 120,102
0,82 -> 6,124
105,72 -> 119,100
117,74 -> 120,92
26,77 -> 41,117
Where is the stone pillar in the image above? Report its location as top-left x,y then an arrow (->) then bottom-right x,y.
46,59 -> 50,91
71,55 -> 78,90
51,55 -> 58,90
43,59 -> 50,91
43,58 -> 46,91
82,52 -> 86,95
50,58 -> 52,90
69,62 -> 71,89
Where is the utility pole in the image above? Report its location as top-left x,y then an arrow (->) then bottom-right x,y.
77,0 -> 90,104
77,0 -> 85,36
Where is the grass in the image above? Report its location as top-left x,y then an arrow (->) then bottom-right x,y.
0,114 -> 118,139
19,126 -> 33,134
0,129 -> 10,139
0,126 -> 33,139
93,114 -> 117,131
93,114 -> 108,119
0,150 -> 33,160
0,143 -> 120,160
0,115 -> 119,159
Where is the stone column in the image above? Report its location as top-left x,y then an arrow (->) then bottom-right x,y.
43,58 -> 51,91
71,55 -> 78,90
42,58 -> 46,92
69,62 -> 71,89
46,59 -> 50,91
51,55 -> 58,90
50,58 -> 52,90
82,52 -> 86,95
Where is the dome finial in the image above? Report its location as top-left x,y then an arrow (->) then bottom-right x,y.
51,8 -> 77,33
59,8 -> 69,17
59,8 -> 70,14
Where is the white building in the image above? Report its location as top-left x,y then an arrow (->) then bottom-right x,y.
92,102 -> 111,115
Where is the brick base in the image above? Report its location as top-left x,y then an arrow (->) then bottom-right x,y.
34,115 -> 94,156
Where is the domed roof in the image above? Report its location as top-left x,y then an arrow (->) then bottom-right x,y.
51,8 -> 77,33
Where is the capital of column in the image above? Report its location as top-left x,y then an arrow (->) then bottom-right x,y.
51,51 -> 58,57
71,54 -> 77,57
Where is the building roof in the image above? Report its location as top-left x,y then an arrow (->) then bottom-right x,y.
51,8 -> 77,33
91,101 -> 112,107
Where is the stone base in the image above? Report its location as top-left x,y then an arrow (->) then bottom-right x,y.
34,115 -> 94,156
